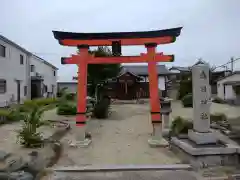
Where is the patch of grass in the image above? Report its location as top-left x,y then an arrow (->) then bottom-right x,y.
210,113 -> 227,123
169,116 -> 193,137
212,97 -> 226,104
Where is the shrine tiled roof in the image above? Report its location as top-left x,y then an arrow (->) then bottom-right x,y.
122,65 -> 170,75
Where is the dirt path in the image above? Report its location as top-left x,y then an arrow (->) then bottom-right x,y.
55,104 -> 181,166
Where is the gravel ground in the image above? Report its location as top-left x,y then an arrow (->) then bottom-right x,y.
55,104 -> 181,166
41,101 -> 240,167
0,121 -> 53,157
0,100 -> 239,166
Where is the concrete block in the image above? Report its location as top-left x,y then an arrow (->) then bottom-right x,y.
188,130 -> 217,145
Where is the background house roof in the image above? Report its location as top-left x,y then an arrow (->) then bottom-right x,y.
224,81 -> 240,86
217,71 -> 240,82
169,66 -> 191,72
122,65 -> 170,75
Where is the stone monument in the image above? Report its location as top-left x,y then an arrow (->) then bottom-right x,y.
188,63 -> 217,144
171,62 -> 240,168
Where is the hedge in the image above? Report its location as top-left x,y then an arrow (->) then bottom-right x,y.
181,93 -> 193,107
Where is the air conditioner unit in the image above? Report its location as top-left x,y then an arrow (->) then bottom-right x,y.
36,72 -> 44,78
30,72 -> 36,76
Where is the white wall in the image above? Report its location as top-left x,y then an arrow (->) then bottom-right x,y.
146,76 -> 165,90
58,83 -> 77,93
30,56 -> 57,97
225,85 -> 235,99
0,39 -> 29,106
217,74 -> 240,99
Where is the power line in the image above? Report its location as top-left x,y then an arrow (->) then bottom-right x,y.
213,57 -> 240,71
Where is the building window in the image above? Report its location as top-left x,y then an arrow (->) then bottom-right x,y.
52,85 -> 55,93
53,71 -> 56,76
44,85 -> 48,93
24,86 -> 27,96
0,45 -> 6,57
30,65 -> 35,72
20,55 -> 24,64
0,80 -> 6,93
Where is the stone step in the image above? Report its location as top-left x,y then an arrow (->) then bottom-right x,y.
52,164 -> 192,172
43,170 -> 200,180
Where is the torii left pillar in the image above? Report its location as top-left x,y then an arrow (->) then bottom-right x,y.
146,43 -> 168,147
75,45 -> 92,147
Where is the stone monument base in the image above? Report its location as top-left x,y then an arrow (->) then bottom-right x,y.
188,130 -> 217,145
170,136 -> 240,168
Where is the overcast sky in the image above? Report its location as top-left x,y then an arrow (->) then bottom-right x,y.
1,0 -> 240,81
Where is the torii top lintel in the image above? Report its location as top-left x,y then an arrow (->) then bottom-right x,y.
53,27 -> 182,47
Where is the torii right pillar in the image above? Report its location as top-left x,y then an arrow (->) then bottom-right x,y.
146,43 -> 168,147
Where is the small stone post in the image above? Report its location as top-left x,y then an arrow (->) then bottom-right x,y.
162,112 -> 171,136
188,62 -> 217,145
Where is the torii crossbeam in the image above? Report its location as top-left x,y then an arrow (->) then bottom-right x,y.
53,27 -> 182,145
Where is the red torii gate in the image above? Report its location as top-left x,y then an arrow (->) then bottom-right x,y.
53,28 -> 182,143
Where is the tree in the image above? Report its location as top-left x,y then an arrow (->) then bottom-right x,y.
83,46 -> 122,98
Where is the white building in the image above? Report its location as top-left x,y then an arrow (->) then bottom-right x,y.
217,72 -> 240,100
30,55 -> 57,99
57,82 -> 77,94
0,35 -> 58,107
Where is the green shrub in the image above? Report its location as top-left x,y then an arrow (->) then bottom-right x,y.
181,93 -> 193,107
178,79 -> 192,100
93,97 -> 110,119
64,93 -> 76,101
17,106 -> 51,148
57,87 -> 68,97
0,109 -> 24,123
212,97 -> 226,104
18,105 -> 30,112
210,113 -> 227,123
7,109 -> 25,121
169,116 -> 193,137
0,109 -> 10,117
23,98 -> 58,108
57,103 -> 77,115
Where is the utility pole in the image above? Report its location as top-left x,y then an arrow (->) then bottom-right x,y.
231,57 -> 234,73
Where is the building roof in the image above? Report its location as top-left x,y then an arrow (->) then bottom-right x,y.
217,71 -> 240,82
224,81 -> 240,86
0,34 -> 58,70
169,66 -> 191,72
122,65 -> 170,75
0,34 -> 30,55
116,71 -> 142,79
58,81 -> 77,84
32,55 -> 58,70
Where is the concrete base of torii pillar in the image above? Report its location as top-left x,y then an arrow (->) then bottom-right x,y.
148,123 -> 168,148
70,124 -> 92,148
